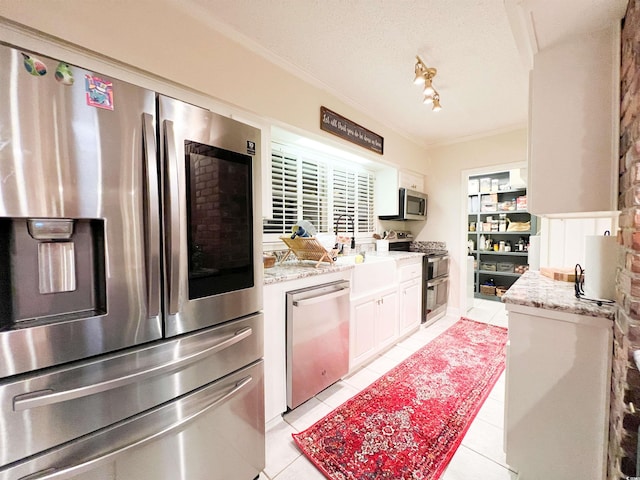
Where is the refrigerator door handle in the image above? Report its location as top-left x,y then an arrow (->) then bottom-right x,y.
12,327 -> 253,411
163,119 -> 181,315
142,113 -> 161,320
16,376 -> 254,480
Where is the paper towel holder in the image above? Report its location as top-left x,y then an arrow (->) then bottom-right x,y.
574,263 -> 614,306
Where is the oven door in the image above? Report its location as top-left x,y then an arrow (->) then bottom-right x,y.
425,276 -> 449,321
159,96 -> 263,337
427,255 -> 450,280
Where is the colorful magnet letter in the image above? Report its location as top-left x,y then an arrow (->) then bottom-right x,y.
85,75 -> 114,110
21,53 -> 47,76
55,63 -> 74,85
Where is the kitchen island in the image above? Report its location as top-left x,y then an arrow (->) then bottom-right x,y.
501,271 -> 614,480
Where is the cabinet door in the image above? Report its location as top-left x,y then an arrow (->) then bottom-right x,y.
528,26 -> 618,215
399,170 -> 424,192
505,309 -> 612,480
350,298 -> 377,368
399,280 -> 422,336
376,291 -> 398,349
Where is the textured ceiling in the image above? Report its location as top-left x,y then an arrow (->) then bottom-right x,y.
172,0 -> 623,148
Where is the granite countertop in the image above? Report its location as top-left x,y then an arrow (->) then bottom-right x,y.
263,251 -> 424,285
501,271 -> 616,320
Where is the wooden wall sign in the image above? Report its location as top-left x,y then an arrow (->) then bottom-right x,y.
320,106 -> 384,155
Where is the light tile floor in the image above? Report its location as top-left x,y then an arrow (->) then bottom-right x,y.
259,299 -> 516,480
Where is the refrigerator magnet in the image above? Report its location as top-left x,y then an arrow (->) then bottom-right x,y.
21,53 -> 47,76
85,75 -> 114,110
55,63 -> 74,85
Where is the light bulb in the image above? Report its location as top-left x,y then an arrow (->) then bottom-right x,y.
414,63 -> 426,85
423,95 -> 433,105
432,95 -> 442,112
423,78 -> 434,96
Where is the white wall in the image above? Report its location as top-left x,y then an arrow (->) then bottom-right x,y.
423,129 -> 528,314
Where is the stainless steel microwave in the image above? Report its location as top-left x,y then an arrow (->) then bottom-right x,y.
380,188 -> 428,221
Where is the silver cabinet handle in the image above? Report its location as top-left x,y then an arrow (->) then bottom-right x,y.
142,113 -> 161,320
292,288 -> 349,307
17,376 -> 253,480
13,327 -> 253,411
163,119 -> 181,315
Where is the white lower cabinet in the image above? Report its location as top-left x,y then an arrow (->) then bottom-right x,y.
397,257 -> 423,337
399,279 -> 422,337
350,289 -> 398,371
504,304 -> 612,480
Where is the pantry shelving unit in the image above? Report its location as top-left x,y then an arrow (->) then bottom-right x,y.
467,172 -> 536,301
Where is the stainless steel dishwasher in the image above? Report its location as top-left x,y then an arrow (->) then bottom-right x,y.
286,280 -> 350,409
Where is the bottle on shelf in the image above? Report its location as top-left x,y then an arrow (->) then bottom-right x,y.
479,234 -> 486,251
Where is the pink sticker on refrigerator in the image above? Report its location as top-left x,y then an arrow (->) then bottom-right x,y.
85,74 -> 114,110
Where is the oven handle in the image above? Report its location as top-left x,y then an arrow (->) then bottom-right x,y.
16,376 -> 253,480
13,327 -> 253,412
427,255 -> 449,263
142,113 -> 161,320
427,277 -> 449,287
163,119 -> 181,315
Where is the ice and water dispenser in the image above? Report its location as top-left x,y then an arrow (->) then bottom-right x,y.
0,217 -> 106,329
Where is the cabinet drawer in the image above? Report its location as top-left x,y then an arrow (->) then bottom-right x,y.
399,262 -> 423,282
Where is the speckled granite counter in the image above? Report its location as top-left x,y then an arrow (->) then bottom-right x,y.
501,271 -> 615,320
263,251 -> 424,285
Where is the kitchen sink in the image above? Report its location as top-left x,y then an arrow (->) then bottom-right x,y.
335,254 -> 396,295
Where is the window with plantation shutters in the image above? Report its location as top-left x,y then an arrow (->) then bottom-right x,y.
264,152 -> 298,235
264,145 -> 375,238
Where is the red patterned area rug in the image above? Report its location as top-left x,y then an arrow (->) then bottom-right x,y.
292,317 -> 507,480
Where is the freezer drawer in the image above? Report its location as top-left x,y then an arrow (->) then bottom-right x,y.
0,313 -> 263,467
286,280 -> 350,409
0,361 -> 264,480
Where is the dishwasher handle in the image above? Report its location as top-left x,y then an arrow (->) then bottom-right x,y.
292,287 -> 350,307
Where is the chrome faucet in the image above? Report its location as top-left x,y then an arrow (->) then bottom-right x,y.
334,214 -> 356,250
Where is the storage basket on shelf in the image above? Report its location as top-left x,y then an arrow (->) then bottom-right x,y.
480,261 -> 497,271
496,286 -> 508,297
497,262 -> 514,273
480,285 -> 496,296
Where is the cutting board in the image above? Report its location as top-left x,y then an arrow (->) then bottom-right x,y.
540,267 -> 576,282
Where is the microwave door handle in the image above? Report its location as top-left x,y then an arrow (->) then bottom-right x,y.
142,113 -> 161,320
163,119 -> 181,315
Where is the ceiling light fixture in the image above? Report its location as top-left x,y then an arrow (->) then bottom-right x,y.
414,55 -> 441,111
432,93 -> 442,112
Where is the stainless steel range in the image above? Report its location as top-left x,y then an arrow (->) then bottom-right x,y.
0,44 -> 264,480
423,250 -> 450,324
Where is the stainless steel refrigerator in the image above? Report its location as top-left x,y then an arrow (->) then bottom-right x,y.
0,43 -> 264,480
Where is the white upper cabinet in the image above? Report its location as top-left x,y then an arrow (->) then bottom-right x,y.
505,0 -> 625,217
528,25 -> 620,216
375,167 -> 425,217
399,170 -> 424,192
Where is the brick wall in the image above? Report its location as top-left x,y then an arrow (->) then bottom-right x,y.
612,1 -> 640,477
